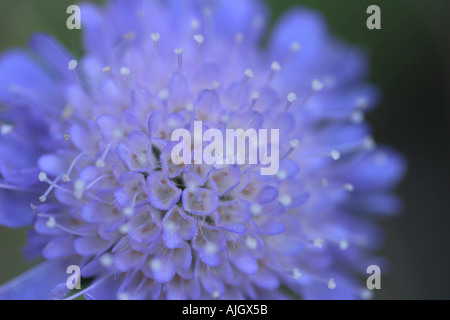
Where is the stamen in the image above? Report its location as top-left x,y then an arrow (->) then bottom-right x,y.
268,61 -> 281,83
96,142 -> 114,168
86,174 -> 112,190
249,91 -> 260,111
174,48 -> 184,76
38,173 -> 71,202
68,59 -> 81,86
283,138 -> 300,159
290,41 -> 301,53
283,92 -> 297,112
64,152 -> 87,182
151,33 -> 160,53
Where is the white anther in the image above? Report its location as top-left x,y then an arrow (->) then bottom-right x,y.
68,59 -> 78,71
193,34 -> 204,44
62,174 -> 71,182
120,67 -> 131,76
1,124 -> 13,135
205,242 -> 218,254
290,41 -> 301,52
150,33 -> 160,42
158,89 -> 170,100
250,204 -> 262,215
312,79 -> 324,92
246,237 -> 258,250
344,183 -> 354,192
314,238 -> 324,248
118,292 -> 130,300
95,159 -> 105,168
287,92 -> 297,103
38,172 -> 48,182
244,68 -> 254,79
212,81 -> 221,90
150,259 -> 162,271
46,217 -> 56,228
289,139 -> 300,149
280,194 -> 292,206
102,66 -> 111,73
190,19 -> 200,30
277,170 -> 287,180
339,239 -> 349,250
293,268 -> 302,280
351,111 -> 364,124
251,92 -> 261,100
73,179 -> 85,200
119,224 -> 130,234
100,254 -> 113,267
212,290 -> 220,298
271,61 -> 281,72
174,48 -> 184,55
330,150 -> 341,161
328,278 -> 337,290
123,207 -> 134,217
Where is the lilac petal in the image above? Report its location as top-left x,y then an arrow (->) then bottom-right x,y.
160,141 -> 190,178
29,33 -> 74,80
0,260 -> 69,300
257,220 -> 286,236
0,190 -> 35,227
79,4 -> 114,59
340,147 -> 406,192
213,0 -> 268,43
0,50 -> 61,112
182,188 -> 219,215
69,124 -> 98,152
209,165 -> 241,196
229,249 -> 258,275
113,249 -> 146,272
250,268 -> 279,290
128,218 -> 161,244
74,236 -> 110,256
162,206 -> 194,249
171,244 -> 192,270
43,236 -> 76,259
257,185 -> 279,204
149,256 -> 177,284
147,172 -> 182,211
269,8 -> 327,64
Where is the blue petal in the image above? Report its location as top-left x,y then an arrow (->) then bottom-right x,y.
0,190 -> 34,227
0,260 -> 69,300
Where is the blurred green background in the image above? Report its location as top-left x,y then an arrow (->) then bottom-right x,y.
0,0 -> 449,299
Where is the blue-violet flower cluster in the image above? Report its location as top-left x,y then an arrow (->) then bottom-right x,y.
0,0 -> 405,300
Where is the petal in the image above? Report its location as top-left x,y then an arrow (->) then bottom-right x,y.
0,260 -> 69,300
182,188 -> 218,215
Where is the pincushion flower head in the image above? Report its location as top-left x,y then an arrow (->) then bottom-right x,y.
0,0 -> 405,300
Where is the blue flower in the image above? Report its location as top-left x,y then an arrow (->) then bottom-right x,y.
0,0 -> 405,300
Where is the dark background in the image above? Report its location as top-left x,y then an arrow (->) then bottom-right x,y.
0,0 -> 449,299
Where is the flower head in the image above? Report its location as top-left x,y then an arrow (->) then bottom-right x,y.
0,0 -> 404,300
